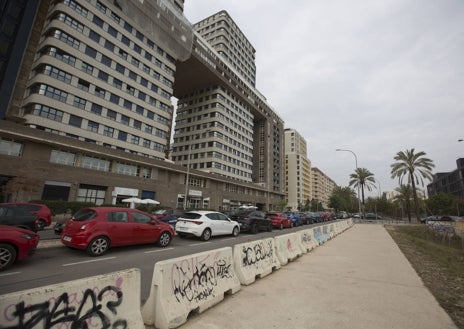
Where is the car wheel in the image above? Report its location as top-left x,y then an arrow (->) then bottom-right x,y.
0,243 -> 16,271
86,236 -> 110,256
279,223 -> 284,230
35,219 -> 46,231
251,224 -> 258,234
201,228 -> 212,241
157,232 -> 171,247
232,226 -> 239,237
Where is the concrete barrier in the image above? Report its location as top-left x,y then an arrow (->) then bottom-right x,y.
0,268 -> 143,328
233,238 -> 280,285
141,247 -> 240,329
274,233 -> 303,265
313,226 -> 325,245
298,228 -> 318,252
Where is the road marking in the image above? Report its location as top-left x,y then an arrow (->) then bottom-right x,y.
0,271 -> 21,277
144,247 -> 174,254
189,242 -> 211,246
62,257 -> 116,267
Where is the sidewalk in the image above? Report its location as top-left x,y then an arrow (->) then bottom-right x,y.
177,224 -> 457,329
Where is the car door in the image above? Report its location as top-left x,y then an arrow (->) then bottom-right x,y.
106,210 -> 132,246
216,212 -> 234,234
130,211 -> 158,244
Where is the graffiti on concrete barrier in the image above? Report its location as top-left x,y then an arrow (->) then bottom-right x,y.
301,232 -> 312,245
171,254 -> 233,303
313,227 -> 324,244
2,278 -> 127,329
242,240 -> 274,266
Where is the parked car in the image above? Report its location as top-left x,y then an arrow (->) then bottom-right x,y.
284,211 -> 303,226
0,204 -> 39,232
365,213 -> 382,219
267,212 -> 293,229
175,211 -> 240,241
159,214 -> 179,228
60,207 -> 174,256
152,208 -> 174,220
307,212 -> 322,223
1,203 -> 52,230
426,215 -> 464,223
0,225 -> 40,271
230,210 -> 272,233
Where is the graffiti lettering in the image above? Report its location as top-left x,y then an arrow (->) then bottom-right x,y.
242,241 -> 274,266
3,285 -> 126,329
171,256 -> 232,303
301,232 -> 312,244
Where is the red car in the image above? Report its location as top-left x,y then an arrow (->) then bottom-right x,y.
267,212 -> 293,229
0,225 -> 40,271
1,203 -> 52,230
61,207 -> 174,256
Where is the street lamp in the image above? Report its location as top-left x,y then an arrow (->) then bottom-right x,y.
336,148 -> 362,218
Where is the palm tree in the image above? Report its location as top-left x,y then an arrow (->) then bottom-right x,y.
349,168 -> 376,218
390,149 -> 434,222
393,184 -> 413,222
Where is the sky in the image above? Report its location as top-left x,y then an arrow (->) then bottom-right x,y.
182,0 -> 464,196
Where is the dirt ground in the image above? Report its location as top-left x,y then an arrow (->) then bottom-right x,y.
386,225 -> 464,329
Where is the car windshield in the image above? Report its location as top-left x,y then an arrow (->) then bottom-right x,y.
72,209 -> 98,221
181,212 -> 202,220
153,209 -> 167,215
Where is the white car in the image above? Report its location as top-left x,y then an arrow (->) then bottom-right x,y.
175,211 -> 240,241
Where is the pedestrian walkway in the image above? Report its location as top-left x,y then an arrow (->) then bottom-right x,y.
176,224 -> 457,329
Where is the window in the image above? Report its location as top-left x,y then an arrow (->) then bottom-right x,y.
135,105 -> 144,115
140,77 -> 148,87
126,85 -> 135,95
121,35 -> 130,47
137,91 -> 146,101
77,79 -> 90,91
81,156 -> 110,171
115,63 -> 125,74
89,30 -> 100,43
96,1 -> 107,13
91,103 -> 102,115
109,93 -> 119,104
85,46 -> 97,58
69,115 -> 82,127
77,184 -> 106,205
43,65 -> 72,83
112,78 -> 122,89
73,96 -> 86,109
104,40 -> 114,52
0,138 -> 22,156
50,150 -> 75,165
94,86 -> 106,98
54,30 -> 80,49
124,21 -> 132,33
103,126 -> 114,137
106,109 -> 117,120
115,162 -> 137,176
133,43 -> 141,54
144,125 -> 153,134
98,70 -> 109,82
133,120 -> 141,130
108,25 -> 117,38
132,212 -> 151,223
101,54 -> 111,67
121,115 -> 130,125
28,104 -> 63,122
37,84 -> 68,103
135,30 -> 143,41
87,120 -> 99,133
109,211 -> 129,222
118,131 -> 127,141
92,15 -> 104,28
81,62 -> 94,74
128,70 -> 137,81
131,135 -> 139,145
123,100 -> 132,110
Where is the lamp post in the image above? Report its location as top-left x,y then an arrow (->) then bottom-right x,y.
336,148 -> 362,218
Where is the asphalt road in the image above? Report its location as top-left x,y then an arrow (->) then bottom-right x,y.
0,222 -> 324,302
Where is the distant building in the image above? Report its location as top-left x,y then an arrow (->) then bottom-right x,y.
311,167 -> 336,209
427,158 -> 464,197
284,128 -> 311,210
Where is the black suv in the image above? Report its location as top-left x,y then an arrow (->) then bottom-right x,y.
230,210 -> 272,233
0,204 -> 39,231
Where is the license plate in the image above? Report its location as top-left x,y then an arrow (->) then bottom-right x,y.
63,236 -> 72,242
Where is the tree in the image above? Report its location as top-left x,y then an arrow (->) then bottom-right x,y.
390,149 -> 434,222
349,168 -> 376,218
1,174 -> 41,202
329,186 -> 357,213
426,193 -> 457,215
393,184 -> 413,222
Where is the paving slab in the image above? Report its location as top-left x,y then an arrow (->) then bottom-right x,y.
177,224 -> 457,329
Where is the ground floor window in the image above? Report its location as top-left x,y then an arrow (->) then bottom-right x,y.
42,184 -> 70,201
77,184 -> 106,205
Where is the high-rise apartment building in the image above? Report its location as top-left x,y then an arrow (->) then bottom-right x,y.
311,167 -> 336,209
0,1 -> 285,211
284,128 -> 311,210
193,11 -> 256,87
172,10 -> 285,209
5,0 -> 192,160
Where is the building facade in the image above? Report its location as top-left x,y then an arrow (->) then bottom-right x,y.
427,158 -> 464,197
284,129 -> 311,210
311,167 -> 336,209
0,0 -> 285,211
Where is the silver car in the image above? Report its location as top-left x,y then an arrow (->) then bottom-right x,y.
175,210 -> 240,241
